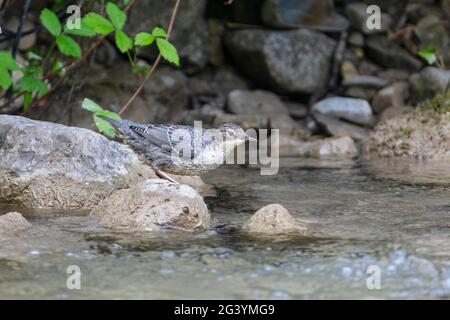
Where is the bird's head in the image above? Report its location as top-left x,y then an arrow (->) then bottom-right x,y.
218,123 -> 257,147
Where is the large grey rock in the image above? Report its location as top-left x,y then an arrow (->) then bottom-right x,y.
91,179 -> 210,231
227,89 -> 288,115
225,29 -> 336,94
365,36 -> 423,71
226,89 -> 304,132
312,97 -> 374,126
0,212 -> 31,237
0,115 -> 156,210
125,0 -> 209,72
345,2 -> 392,34
409,67 -> 450,102
243,204 -> 311,236
261,0 -> 349,31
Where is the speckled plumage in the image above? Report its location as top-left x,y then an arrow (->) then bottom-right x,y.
97,116 -> 252,177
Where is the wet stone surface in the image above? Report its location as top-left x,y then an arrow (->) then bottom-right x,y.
1,159 -> 450,299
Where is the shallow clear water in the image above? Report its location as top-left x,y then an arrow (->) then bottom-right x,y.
1,158 -> 450,299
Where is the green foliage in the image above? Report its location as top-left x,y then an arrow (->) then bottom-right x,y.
151,27 -> 167,38
56,35 -> 82,58
40,8 -> 62,37
106,2 -> 127,30
1,2 -> 181,136
84,13 -> 114,35
19,66 -> 48,97
115,30 -> 133,53
156,38 -> 180,66
418,48 -> 437,65
135,32 -> 154,46
0,51 -> 20,90
82,98 -> 121,138
64,21 -> 96,37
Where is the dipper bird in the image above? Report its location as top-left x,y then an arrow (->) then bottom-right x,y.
96,115 -> 256,183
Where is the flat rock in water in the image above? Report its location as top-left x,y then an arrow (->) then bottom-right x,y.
312,97 -> 374,127
243,204 -> 311,236
225,28 -> 335,94
91,179 -> 210,231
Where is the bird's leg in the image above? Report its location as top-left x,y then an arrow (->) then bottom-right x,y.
154,168 -> 179,184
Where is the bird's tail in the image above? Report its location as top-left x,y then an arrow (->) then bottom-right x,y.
96,115 -> 124,128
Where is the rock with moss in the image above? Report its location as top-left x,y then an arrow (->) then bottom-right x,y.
368,91 -> 450,159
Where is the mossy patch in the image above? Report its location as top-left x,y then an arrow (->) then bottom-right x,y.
368,90 -> 450,159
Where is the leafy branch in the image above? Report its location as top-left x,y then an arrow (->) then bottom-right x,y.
0,0 -> 181,137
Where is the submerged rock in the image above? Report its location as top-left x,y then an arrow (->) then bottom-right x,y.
0,212 -> 31,237
312,97 -> 374,126
0,115 -> 156,210
225,28 -> 335,94
243,204 -> 311,236
91,179 -> 210,231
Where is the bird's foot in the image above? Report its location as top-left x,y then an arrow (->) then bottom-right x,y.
154,168 -> 179,184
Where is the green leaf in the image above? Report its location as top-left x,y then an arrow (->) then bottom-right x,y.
26,51 -> 43,61
23,65 -> 44,78
83,12 -> 114,35
81,98 -> 103,113
94,110 -> 121,138
152,27 -> 167,38
106,2 -> 127,30
418,48 -> 437,65
18,75 -> 48,97
40,8 -> 62,37
134,32 -> 154,46
115,30 -> 132,53
156,38 -> 180,66
0,51 -> 20,70
64,20 -> 96,37
0,68 -> 12,90
23,92 -> 33,112
51,59 -> 66,76
56,34 -> 82,58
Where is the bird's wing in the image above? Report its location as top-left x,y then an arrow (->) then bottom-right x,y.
129,124 -> 196,158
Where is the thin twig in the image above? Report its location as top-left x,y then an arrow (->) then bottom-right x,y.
0,0 -> 136,114
12,0 -> 31,58
118,0 -> 181,116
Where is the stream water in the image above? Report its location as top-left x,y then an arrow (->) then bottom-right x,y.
1,158 -> 450,299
